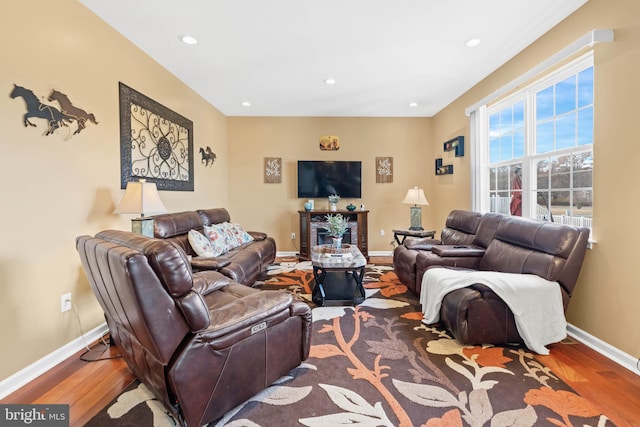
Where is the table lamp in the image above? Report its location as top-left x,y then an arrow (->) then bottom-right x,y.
402,186 -> 429,230
114,179 -> 168,237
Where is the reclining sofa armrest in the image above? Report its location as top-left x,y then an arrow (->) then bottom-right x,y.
190,257 -> 232,270
404,238 -> 442,251
290,299 -> 313,359
431,245 -> 486,257
248,231 -> 267,241
192,270 -> 231,295
200,291 -> 295,343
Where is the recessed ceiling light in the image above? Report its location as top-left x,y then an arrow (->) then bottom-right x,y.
241,101 -> 251,107
464,38 -> 481,47
180,35 -> 198,45
324,78 -> 336,85
409,102 -> 418,107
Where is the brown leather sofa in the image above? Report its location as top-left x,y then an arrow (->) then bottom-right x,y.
152,208 -> 276,285
393,211 -> 590,348
76,230 -> 311,427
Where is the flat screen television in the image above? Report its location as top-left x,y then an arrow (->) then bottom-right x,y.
297,160 -> 362,198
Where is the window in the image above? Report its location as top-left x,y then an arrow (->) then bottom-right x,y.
483,52 -> 593,231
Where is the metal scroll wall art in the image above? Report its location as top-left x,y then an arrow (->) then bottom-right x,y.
119,82 -> 194,191
9,84 -> 98,139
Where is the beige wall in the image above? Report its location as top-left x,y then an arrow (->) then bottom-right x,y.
431,0 -> 640,358
2,0 -> 639,386
227,117 -> 434,253
0,0 -> 228,380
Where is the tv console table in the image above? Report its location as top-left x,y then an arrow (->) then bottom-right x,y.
298,210 -> 369,261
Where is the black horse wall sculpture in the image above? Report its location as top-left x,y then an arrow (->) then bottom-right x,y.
10,84 -> 69,136
199,146 -> 216,166
10,84 -> 98,139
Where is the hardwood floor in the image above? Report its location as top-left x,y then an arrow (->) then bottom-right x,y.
4,257 -> 640,426
2,342 -> 135,427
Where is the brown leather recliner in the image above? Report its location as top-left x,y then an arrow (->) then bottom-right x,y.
393,210 -> 482,295
413,213 -> 503,296
76,230 -> 311,426
437,216 -> 590,347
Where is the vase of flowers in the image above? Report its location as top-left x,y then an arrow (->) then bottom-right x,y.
328,194 -> 340,211
325,213 -> 348,249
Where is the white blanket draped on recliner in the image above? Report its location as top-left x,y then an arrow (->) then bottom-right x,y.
420,268 -> 567,355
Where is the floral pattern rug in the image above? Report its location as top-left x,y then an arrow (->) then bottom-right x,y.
87,263 -> 615,426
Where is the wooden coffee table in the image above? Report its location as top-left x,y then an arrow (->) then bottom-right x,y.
311,244 -> 367,306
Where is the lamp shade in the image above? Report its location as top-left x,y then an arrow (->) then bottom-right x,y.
402,187 -> 429,206
114,179 -> 168,217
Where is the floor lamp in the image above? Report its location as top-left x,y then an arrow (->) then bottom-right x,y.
402,186 -> 429,230
114,179 -> 168,237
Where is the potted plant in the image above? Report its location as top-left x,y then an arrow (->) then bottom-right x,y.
325,213 -> 348,249
328,194 -> 340,211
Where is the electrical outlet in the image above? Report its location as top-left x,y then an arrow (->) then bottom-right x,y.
291,232 -> 296,240
61,293 -> 72,313
380,229 -> 385,236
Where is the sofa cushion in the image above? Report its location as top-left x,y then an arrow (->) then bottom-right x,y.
188,229 -> 215,257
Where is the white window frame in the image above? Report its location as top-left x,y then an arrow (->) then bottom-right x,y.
475,51 -> 594,231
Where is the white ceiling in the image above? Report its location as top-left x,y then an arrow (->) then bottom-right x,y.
80,0 -> 588,117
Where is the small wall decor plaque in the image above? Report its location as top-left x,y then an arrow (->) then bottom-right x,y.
376,157 -> 393,183
264,157 -> 282,183
319,136 -> 340,151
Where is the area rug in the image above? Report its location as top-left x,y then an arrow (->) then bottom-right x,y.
87,263 -> 614,426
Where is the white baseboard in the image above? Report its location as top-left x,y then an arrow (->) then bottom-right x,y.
567,323 -> 639,376
0,323 -> 109,400
276,251 -> 298,257
368,251 -> 393,257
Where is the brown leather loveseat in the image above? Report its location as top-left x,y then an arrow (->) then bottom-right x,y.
76,230 -> 311,426
152,208 -> 276,285
393,211 -> 590,351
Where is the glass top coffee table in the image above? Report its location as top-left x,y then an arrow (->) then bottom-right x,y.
311,244 -> 367,306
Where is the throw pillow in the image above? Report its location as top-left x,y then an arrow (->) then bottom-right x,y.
218,222 -> 241,250
187,230 -> 215,257
228,223 -> 254,246
204,224 -> 233,256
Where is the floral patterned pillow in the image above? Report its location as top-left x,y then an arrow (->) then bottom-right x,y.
203,224 -> 233,255
228,223 -> 254,247
187,229 -> 215,257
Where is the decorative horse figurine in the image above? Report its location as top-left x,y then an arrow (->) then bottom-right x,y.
48,89 -> 98,135
199,146 -> 216,166
10,84 -> 69,136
